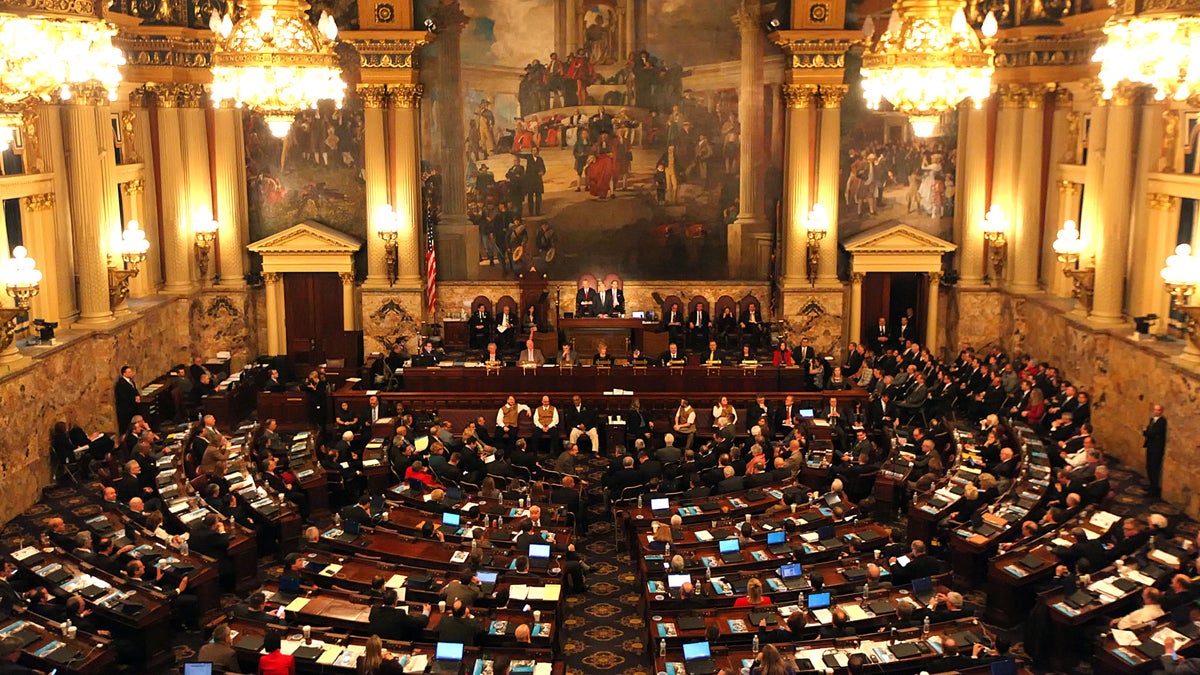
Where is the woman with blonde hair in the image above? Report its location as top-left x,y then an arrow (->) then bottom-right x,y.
357,635 -> 402,674
734,577 -> 772,607
750,644 -> 796,675
480,476 -> 503,500
649,522 -> 672,551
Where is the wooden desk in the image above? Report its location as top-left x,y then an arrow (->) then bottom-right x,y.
559,317 -> 648,354
0,615 -> 118,675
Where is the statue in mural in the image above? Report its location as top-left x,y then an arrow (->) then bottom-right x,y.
584,12 -> 616,65
474,98 -> 497,158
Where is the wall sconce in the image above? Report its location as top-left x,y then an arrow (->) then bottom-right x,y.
982,205 -> 1008,281
1162,243 -> 1200,360
376,204 -> 400,286
109,220 -> 150,309
193,213 -> 219,283
1052,219 -> 1095,312
0,246 -> 41,352
805,204 -> 829,285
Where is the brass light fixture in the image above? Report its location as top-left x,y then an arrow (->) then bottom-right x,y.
805,204 -> 830,285
0,246 -> 41,353
109,220 -> 150,309
193,210 -> 220,284
376,204 -> 400,286
1052,220 -> 1095,312
981,205 -> 1008,281
1161,243 -> 1200,361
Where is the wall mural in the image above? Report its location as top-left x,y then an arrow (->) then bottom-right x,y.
244,96 -> 368,247
837,54 -> 959,244
417,0 -> 780,281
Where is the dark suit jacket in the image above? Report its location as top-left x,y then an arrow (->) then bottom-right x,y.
1144,417 -> 1168,453
115,378 -> 139,420
891,553 -> 941,584
602,288 -> 625,315
576,287 -> 599,316
369,604 -> 410,640
435,615 -> 485,645
716,475 -> 745,494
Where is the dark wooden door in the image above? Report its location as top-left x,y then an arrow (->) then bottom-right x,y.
284,272 -> 360,368
860,272 -> 927,346
861,273 -> 891,346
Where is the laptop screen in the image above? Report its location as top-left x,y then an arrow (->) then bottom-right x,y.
632,311 -> 645,319
682,642 -> 711,660
817,525 -> 835,540
436,642 -> 464,660
667,574 -> 691,588
808,592 -> 831,609
718,539 -> 740,554
912,577 -> 933,594
799,409 -> 815,419
183,664 -> 213,675
476,571 -> 498,584
990,660 -> 1018,675
278,576 -> 301,594
650,497 -> 669,511
371,493 -> 386,511
529,543 -> 551,559
824,492 -> 841,505
442,512 -> 461,526
344,519 -> 361,535
779,563 -> 803,579
767,531 -> 785,546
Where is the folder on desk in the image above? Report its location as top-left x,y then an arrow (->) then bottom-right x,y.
285,597 -> 311,612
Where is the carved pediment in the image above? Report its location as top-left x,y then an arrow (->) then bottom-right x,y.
843,222 -> 957,254
248,221 -> 364,255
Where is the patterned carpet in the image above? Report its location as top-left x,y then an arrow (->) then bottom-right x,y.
2,452 -> 1194,674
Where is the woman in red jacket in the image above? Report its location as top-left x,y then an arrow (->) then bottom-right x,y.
257,629 -> 295,675
772,341 -> 794,366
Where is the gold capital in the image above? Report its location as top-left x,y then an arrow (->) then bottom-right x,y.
22,193 -> 55,211
358,85 -> 390,109
1106,83 -> 1141,107
782,84 -> 819,109
1057,180 -> 1079,197
1052,87 -> 1074,108
391,84 -> 423,109
998,84 -> 1025,109
263,272 -> 281,284
1148,193 -> 1178,211
850,272 -> 865,284
339,272 -> 355,284
128,88 -> 151,109
122,179 -> 145,196
60,83 -> 111,106
927,271 -> 944,285
819,85 -> 848,109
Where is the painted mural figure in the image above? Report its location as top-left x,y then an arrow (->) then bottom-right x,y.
475,99 -> 496,157
584,13 -> 615,65
566,49 -> 596,106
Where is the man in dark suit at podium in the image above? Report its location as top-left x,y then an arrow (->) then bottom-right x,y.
576,278 -> 599,317
115,365 -> 140,434
601,280 -> 624,317
688,302 -> 711,350
470,303 -> 492,350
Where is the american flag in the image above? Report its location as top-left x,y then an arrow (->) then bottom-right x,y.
424,204 -> 438,316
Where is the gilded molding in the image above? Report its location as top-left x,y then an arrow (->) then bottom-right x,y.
781,84 -> 819,109
121,179 -> 145,196
262,272 -> 281,284
358,85 -> 390,109
119,110 -> 140,164
1161,109 -> 1180,173
849,272 -> 865,284
1148,193 -> 1179,211
819,85 -> 849,109
391,84 -> 423,109
1057,180 -> 1079,197
22,193 -> 55,211
2,0 -> 97,16
19,103 -> 44,174
927,271 -> 944,285
175,83 -> 206,108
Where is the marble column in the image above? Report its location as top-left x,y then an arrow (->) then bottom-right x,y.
955,105 -> 988,287
62,87 -> 114,324
780,84 -> 816,285
341,272 -> 357,331
732,0 -> 767,229
19,193 -> 59,325
1048,180 -> 1081,298
154,87 -> 195,294
264,272 -> 281,355
361,85 -> 392,287
390,84 -> 425,289
849,272 -> 864,345
36,103 -> 78,319
1140,194 -> 1179,334
1127,99 -> 1167,327
815,85 -> 846,286
179,85 -> 212,285
1011,86 -> 1046,293
213,106 -> 248,287
769,87 -> 784,166
990,86 -> 1024,287
925,271 -> 943,353
1079,98 -> 1108,264
431,1 -> 474,276
1040,90 -> 1073,291
1091,86 -> 1138,325
128,89 -> 163,291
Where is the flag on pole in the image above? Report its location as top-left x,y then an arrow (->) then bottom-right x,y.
425,205 -> 438,316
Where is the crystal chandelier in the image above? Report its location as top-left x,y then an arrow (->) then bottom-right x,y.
209,0 -> 345,138
0,14 -> 125,142
1095,16 -> 1200,101
860,1 -> 998,137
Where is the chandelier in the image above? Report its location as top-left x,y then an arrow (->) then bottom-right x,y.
0,14 -> 125,142
1095,16 -> 1200,101
209,0 -> 345,138
860,1 -> 998,137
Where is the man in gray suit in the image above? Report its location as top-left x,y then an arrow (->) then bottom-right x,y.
520,338 -> 545,366
656,433 -> 682,463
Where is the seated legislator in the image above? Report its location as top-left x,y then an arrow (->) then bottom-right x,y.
564,395 -> 600,452
592,341 -> 615,366
469,303 -> 492,350
687,302 -> 711,349
736,343 -> 757,365
519,338 -> 546,366
481,341 -> 503,364
659,342 -> 686,366
601,279 -> 625,316
411,340 -> 444,367
661,302 -> 684,345
556,343 -> 581,366
576,278 -> 599,317
521,304 -> 541,335
740,302 -> 766,346
772,340 -> 794,366
629,347 -> 651,366
716,307 -> 737,346
494,305 -> 516,348
700,340 -> 725,366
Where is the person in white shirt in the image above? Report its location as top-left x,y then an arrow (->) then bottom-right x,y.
532,395 -> 560,455
496,396 -> 531,449
673,398 -> 697,449
711,395 -> 738,428
1112,587 -> 1164,630
1064,435 -> 1098,469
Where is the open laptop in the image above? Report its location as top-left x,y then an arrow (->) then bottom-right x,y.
779,563 -> 810,591
183,664 -> 213,675
439,511 -> 463,535
718,538 -> 744,564
528,543 -> 552,569
476,570 -> 498,595
817,525 -> 841,550
808,591 -> 833,623
433,642 -> 464,674
766,530 -> 791,555
270,575 -> 302,604
799,409 -> 815,419
667,573 -> 691,589
911,576 -> 935,604
990,660 -> 1019,675
682,641 -> 717,675
650,497 -> 671,518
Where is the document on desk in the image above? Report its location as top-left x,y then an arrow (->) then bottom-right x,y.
1089,511 -> 1121,530
285,597 -> 311,612
842,604 -> 869,621
403,654 -> 428,673
812,608 -> 833,624
509,584 -> 529,601
386,574 -> 408,588
1111,629 -> 1139,646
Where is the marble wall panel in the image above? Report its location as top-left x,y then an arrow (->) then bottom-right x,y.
189,288 -> 261,368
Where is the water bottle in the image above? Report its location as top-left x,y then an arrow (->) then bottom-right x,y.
497,516 -> 503,528
922,616 -> 930,635
180,540 -> 189,557
665,542 -> 671,555
695,580 -> 702,596
862,582 -> 869,601
1150,535 -> 1157,550
705,565 -> 712,580
660,639 -> 666,657
637,494 -> 643,509
752,634 -> 760,653
798,592 -> 806,610
483,514 -> 490,528
890,627 -> 897,644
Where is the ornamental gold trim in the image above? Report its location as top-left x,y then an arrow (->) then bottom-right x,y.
391,84 -> 423,109
819,84 -> 848,108
22,193 -> 55,211
781,84 -> 819,109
